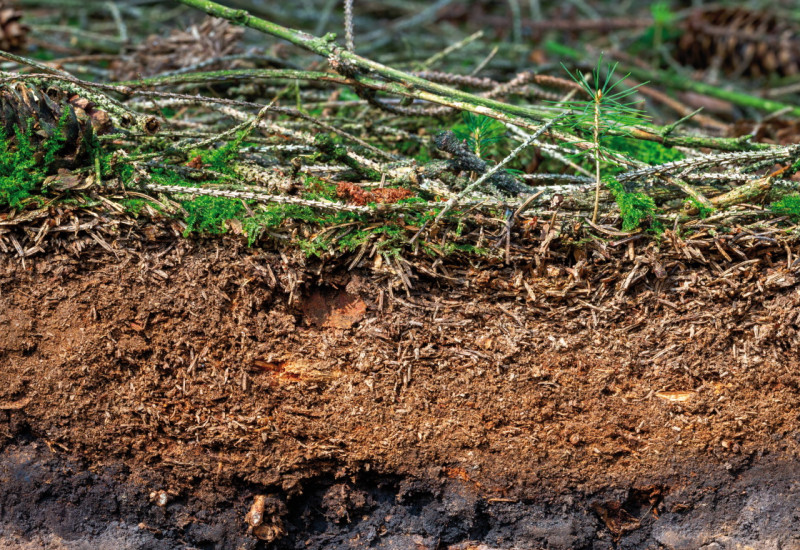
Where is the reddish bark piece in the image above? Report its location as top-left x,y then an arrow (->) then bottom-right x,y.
336,182 -> 414,206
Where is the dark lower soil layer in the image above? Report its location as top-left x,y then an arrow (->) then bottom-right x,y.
2,436 -> 800,549
2,235 -> 800,549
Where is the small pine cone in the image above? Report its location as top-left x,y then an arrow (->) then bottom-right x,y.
677,7 -> 800,78
68,95 -> 113,135
111,17 -> 243,80
0,82 -> 109,168
728,118 -> 800,146
0,3 -> 28,52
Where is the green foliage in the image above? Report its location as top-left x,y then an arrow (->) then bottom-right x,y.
119,197 -> 151,217
299,223 -> 405,258
301,174 -> 338,201
130,165 -> 235,236
422,240 -> 488,257
149,166 -> 203,188
290,200 -> 456,259
651,1 -> 676,26
558,58 -> 652,222
201,143 -> 238,173
338,88 -> 360,102
183,195 -> 243,235
153,130 -> 265,237
243,203 -> 351,247
413,146 -> 432,164
0,127 -> 39,209
112,156 -> 497,259
171,167 -> 364,246
111,157 -> 135,183
192,130 -> 250,174
650,1 -> 678,50
627,2 -> 681,54
770,193 -> 800,221
605,176 -> 661,232
453,112 -> 506,159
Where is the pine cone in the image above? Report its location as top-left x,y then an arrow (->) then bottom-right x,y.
676,7 -> 800,78
0,82 -> 109,168
728,118 -> 800,145
111,17 -> 243,80
0,2 -> 28,52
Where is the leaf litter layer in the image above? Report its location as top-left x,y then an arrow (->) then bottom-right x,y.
3,0 -> 800,548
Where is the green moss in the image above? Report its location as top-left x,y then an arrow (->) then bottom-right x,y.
606,176 -> 662,232
602,135 -> 685,165
123,165 -> 236,236
296,220 -> 396,258
290,203 -> 455,259
770,193 -> 800,220
183,195 -> 243,235
301,174 -> 338,201
119,198 -> 151,217
685,196 -> 715,219
187,140 -> 240,175
243,203 -> 326,246
0,130 -> 36,208
422,240 -> 489,257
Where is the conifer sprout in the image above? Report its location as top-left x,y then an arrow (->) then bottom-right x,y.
558,56 -> 649,223
453,112 -> 507,160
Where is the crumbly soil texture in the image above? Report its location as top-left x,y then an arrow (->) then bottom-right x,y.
2,231 -> 800,550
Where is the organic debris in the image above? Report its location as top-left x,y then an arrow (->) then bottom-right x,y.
111,16 -> 243,80
335,181 -> 415,205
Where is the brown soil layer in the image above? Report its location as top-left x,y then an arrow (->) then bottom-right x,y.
2,234 -> 800,549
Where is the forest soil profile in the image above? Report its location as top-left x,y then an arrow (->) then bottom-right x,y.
2,0 -> 800,548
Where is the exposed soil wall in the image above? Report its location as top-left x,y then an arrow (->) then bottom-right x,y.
2,235 -> 800,549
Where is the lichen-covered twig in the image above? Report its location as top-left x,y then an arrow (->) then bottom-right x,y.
0,70 -> 159,134
343,0 -> 355,52
142,182 -> 372,213
617,145 -> 800,186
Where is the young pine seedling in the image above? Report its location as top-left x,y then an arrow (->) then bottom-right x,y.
453,111 -> 506,160
560,57 -> 649,222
